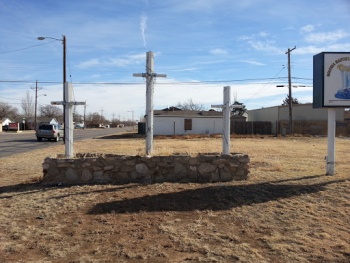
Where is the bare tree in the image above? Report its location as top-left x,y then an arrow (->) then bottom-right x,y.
85,112 -> 105,128
21,91 -> 35,117
176,98 -> 205,111
39,105 -> 63,119
0,101 -> 19,120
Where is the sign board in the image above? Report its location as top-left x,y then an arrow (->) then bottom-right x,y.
8,123 -> 19,131
313,52 -> 350,108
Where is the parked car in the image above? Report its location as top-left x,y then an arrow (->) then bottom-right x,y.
36,123 -> 64,142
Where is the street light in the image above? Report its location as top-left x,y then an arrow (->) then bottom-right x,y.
37,35 -> 66,143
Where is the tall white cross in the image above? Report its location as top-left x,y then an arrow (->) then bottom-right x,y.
212,86 -> 243,155
133,51 -> 166,156
52,82 -> 85,158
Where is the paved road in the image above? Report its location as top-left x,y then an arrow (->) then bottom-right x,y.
0,127 -> 131,158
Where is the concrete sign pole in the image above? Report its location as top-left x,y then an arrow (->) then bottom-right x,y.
326,108 -> 336,175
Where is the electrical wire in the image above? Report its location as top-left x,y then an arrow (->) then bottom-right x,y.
244,66 -> 288,103
0,40 -> 57,55
0,77 -> 291,86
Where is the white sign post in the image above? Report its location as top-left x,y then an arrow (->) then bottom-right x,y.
52,82 -> 85,158
313,52 -> 350,175
212,86 -> 243,155
326,108 -> 336,175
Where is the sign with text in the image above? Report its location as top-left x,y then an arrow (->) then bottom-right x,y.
313,52 -> 350,108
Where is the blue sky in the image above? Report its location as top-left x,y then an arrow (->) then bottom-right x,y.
1,0 -> 350,121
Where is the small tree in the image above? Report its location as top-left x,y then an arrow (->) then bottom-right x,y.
176,98 -> 205,111
231,101 -> 247,116
85,112 -> 105,128
282,95 -> 299,106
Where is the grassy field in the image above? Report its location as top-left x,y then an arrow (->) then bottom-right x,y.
0,134 -> 349,262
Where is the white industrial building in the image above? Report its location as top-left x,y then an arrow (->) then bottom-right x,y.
247,103 -> 345,134
153,109 -> 223,135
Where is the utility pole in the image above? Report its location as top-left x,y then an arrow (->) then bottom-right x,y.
31,80 -> 43,130
286,46 -> 296,134
83,101 -> 86,128
133,51 -> 167,156
128,110 -> 134,130
37,35 -> 67,142
100,108 -> 104,125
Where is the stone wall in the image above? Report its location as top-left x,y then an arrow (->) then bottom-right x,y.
42,153 -> 250,185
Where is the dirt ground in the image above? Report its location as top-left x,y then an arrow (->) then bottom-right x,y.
0,134 -> 349,262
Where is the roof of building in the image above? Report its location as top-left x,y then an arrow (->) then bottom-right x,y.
154,109 -> 223,117
248,103 -> 313,112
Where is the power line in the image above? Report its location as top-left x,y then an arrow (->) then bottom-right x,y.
0,40 -> 57,55
245,66 -> 286,103
0,77 -> 292,86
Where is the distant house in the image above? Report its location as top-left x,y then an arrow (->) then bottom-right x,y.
1,118 -> 12,126
153,108 -> 223,135
1,118 -> 13,132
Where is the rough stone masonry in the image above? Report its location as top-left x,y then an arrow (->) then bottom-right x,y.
42,153 -> 250,185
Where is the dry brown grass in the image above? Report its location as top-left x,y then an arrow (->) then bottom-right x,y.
0,134 -> 350,262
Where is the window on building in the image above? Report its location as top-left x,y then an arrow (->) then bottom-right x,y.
184,119 -> 192,130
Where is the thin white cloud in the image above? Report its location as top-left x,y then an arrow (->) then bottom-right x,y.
248,41 -> 281,53
238,31 -> 281,54
258,31 -> 269,38
242,60 -> 265,66
301,24 -> 314,33
140,15 -> 148,47
77,59 -> 101,69
210,48 -> 228,55
304,30 -> 348,44
77,54 -> 145,69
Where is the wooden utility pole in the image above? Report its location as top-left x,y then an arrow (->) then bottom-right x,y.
286,46 -> 296,134
133,51 -> 167,156
83,101 -> 86,128
31,80 -> 43,130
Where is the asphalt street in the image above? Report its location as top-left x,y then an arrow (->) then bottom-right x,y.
0,127 -> 130,158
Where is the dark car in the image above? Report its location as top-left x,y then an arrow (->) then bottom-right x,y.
36,123 -> 64,142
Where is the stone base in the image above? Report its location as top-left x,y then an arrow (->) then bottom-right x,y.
42,153 -> 250,185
